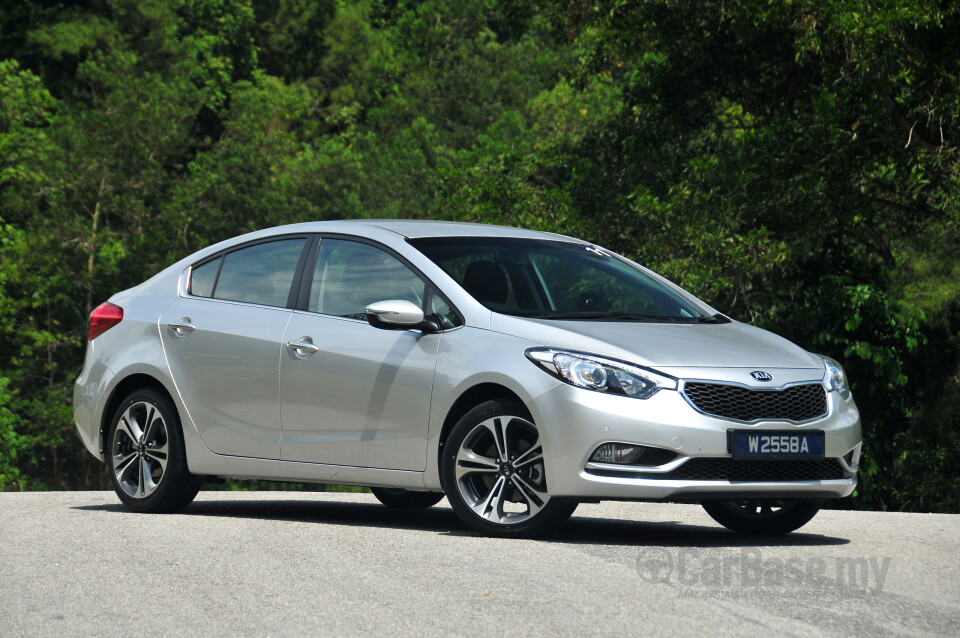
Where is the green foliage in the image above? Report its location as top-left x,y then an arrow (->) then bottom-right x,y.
176,0 -> 260,113
0,375 -> 24,491
320,0 -> 395,109
254,0 -> 337,80
0,59 -> 57,200
0,0 -> 957,509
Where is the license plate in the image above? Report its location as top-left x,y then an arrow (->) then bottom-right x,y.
728,430 -> 824,458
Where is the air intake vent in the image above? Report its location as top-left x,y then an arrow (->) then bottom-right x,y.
660,457 -> 846,481
585,458 -> 849,482
683,382 -> 827,422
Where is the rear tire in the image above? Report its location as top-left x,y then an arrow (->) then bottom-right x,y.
106,388 -> 199,513
701,499 -> 823,535
371,488 -> 444,510
441,399 -> 577,538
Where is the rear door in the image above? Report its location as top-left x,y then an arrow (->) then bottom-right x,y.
279,237 -> 442,470
160,236 -> 311,459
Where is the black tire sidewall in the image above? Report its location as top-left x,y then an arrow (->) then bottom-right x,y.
106,388 -> 198,513
701,500 -> 823,535
370,487 -> 444,509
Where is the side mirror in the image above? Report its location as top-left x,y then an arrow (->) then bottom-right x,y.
365,300 -> 439,333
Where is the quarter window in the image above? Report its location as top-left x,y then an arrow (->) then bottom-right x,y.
189,258 -> 220,298
427,290 -> 460,330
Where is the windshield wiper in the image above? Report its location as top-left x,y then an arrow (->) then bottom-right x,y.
500,310 -> 731,323
535,311 -> 685,322
695,313 -> 731,324
498,309 -> 552,318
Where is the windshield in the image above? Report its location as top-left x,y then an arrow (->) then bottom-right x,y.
409,237 -> 716,322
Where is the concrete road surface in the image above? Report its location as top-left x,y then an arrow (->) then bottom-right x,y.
1,491 -> 958,636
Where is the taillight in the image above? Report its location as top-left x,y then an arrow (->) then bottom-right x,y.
88,302 -> 123,340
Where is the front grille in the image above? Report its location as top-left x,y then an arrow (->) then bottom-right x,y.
631,457 -> 848,482
683,382 -> 827,422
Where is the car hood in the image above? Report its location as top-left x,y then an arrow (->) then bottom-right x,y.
490,315 -> 823,370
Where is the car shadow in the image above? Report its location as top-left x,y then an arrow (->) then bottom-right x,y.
552,515 -> 850,547
73,498 -> 850,547
74,499 -> 473,535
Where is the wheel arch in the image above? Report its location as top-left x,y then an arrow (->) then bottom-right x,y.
99,373 -> 177,456
436,382 -> 531,471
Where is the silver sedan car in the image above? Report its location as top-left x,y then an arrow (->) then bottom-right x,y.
74,220 -> 861,537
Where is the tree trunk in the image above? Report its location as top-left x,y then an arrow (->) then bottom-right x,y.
86,175 -> 107,318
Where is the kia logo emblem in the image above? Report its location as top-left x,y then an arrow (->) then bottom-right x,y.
750,370 -> 773,381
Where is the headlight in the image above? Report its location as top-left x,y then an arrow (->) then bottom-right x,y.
818,355 -> 851,400
525,348 -> 677,399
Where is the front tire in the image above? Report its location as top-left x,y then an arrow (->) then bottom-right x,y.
106,388 -> 199,513
441,399 -> 577,537
701,499 -> 823,535
371,488 -> 444,510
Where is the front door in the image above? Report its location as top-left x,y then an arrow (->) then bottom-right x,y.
279,238 -> 440,470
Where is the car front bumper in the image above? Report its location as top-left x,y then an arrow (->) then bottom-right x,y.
530,382 -> 861,501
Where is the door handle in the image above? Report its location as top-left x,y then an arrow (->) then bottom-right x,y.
286,339 -> 320,356
167,320 -> 195,336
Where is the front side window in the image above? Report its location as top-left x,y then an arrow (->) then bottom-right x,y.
309,239 -> 426,319
202,238 -> 306,307
410,237 -> 712,322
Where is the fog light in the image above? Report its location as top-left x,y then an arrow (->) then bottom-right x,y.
590,443 -> 644,464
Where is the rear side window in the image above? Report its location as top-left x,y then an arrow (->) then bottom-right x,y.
214,239 -> 306,307
188,238 -> 306,307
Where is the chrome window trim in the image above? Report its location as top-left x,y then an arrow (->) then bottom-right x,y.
174,279 -> 298,313
288,307 -> 465,333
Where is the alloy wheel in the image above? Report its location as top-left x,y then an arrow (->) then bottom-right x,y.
110,401 -> 170,499
454,414 -> 549,525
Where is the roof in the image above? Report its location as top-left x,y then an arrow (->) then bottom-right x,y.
330,219 -> 583,241
256,219 -> 581,241
180,219 -> 591,268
